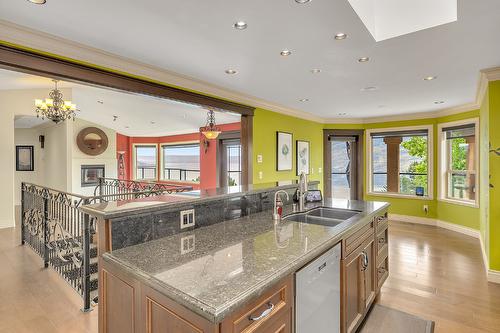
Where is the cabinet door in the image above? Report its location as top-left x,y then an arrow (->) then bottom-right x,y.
361,238 -> 376,310
342,250 -> 364,333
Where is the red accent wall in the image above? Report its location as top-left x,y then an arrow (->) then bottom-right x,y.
117,122 -> 240,190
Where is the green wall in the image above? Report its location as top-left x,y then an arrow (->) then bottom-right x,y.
252,108 -> 324,188
488,81 -> 500,270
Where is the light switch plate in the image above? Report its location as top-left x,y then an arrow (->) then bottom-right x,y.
180,209 -> 195,229
257,154 -> 263,163
258,171 -> 263,180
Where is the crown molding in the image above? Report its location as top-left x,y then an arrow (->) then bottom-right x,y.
0,19 -> 498,126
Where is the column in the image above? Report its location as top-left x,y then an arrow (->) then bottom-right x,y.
384,137 -> 402,193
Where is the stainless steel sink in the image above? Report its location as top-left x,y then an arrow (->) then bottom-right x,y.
283,207 -> 360,227
307,207 -> 360,220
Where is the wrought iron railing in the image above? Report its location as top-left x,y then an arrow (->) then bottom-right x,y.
94,177 -> 193,197
21,180 -> 190,312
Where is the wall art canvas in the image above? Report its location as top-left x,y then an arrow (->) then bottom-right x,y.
276,132 -> 293,171
296,140 -> 310,175
16,146 -> 34,171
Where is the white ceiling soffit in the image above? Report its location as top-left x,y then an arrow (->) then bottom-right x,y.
14,115 -> 49,129
348,0 -> 457,41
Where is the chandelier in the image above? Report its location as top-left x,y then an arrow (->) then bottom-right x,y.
35,80 -> 77,123
200,109 -> 221,139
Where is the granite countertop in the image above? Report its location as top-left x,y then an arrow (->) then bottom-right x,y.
81,180 -> 319,219
103,198 -> 389,323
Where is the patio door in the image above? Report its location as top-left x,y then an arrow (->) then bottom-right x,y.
323,130 -> 364,200
220,139 -> 242,187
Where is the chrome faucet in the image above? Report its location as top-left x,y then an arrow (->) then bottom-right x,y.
273,190 -> 290,223
298,172 -> 308,211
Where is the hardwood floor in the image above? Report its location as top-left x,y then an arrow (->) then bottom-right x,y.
378,221 -> 500,333
0,220 -> 499,332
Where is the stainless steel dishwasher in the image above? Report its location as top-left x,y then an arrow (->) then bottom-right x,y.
295,243 -> 341,333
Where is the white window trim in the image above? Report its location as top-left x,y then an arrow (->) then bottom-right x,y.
132,143 -> 159,181
366,124 -> 434,200
437,118 -> 479,208
159,140 -> 201,183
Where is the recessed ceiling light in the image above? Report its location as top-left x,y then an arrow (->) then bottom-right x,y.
334,33 -> 348,40
225,69 -> 238,75
338,112 -> 347,116
27,0 -> 46,4
434,101 -> 445,104
150,121 -> 156,124
233,21 -> 247,30
280,49 -> 292,56
299,98 -> 309,102
358,57 -> 370,63
361,86 -> 378,92
424,76 -> 437,81
310,69 -> 321,74
295,0 -> 311,3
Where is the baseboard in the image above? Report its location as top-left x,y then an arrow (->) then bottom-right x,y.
488,270 -> 500,283
389,213 -> 499,284
389,214 -> 480,238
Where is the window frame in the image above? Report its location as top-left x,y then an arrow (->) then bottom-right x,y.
160,141 -> 200,183
437,118 -> 479,208
366,125 -> 434,200
132,143 -> 159,181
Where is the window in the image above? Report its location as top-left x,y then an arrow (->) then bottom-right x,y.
134,145 -> 157,180
223,140 -> 242,186
162,144 -> 200,182
367,126 -> 432,197
439,120 -> 478,205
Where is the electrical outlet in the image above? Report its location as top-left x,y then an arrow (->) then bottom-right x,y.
258,171 -> 263,180
423,205 -> 429,214
181,234 -> 195,254
257,154 -> 263,163
318,167 -> 322,173
180,209 -> 195,229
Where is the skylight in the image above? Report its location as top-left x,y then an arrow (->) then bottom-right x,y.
348,0 -> 457,41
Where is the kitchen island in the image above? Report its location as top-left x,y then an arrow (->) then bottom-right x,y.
82,183 -> 389,333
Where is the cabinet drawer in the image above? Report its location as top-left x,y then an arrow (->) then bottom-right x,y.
344,221 -> 374,258
251,307 -> 291,333
221,277 -> 292,333
376,216 -> 388,234
376,257 -> 389,291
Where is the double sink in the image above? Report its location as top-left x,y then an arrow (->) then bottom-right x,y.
283,207 -> 361,227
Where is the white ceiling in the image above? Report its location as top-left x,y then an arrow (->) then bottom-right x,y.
2,69 -> 240,136
14,115 -> 49,129
0,1 -> 499,119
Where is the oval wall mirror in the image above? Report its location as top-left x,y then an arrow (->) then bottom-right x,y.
77,127 -> 109,156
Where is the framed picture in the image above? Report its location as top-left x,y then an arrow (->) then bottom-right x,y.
81,165 -> 105,187
16,146 -> 34,171
296,140 -> 310,175
276,131 -> 293,171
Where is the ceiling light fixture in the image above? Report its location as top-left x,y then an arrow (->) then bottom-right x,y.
225,69 -> 238,75
361,86 -> 378,92
280,49 -> 292,56
434,101 -> 445,104
295,0 -> 311,3
34,80 -> 76,123
233,21 -> 247,30
358,57 -> 370,63
27,0 -> 46,4
299,98 -> 309,102
424,76 -> 437,81
334,33 -> 347,40
200,110 -> 221,139
310,69 -> 321,74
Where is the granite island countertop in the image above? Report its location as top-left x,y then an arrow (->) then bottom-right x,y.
103,198 -> 389,323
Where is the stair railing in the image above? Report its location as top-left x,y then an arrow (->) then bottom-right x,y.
94,177 -> 193,197
21,181 -> 189,312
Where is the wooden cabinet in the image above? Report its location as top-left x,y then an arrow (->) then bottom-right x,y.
341,213 -> 387,333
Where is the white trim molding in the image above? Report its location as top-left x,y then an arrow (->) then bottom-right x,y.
390,213 -> 499,284
366,125 -> 434,200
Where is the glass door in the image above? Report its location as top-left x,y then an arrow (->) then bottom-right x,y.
324,131 -> 362,200
220,139 -> 242,187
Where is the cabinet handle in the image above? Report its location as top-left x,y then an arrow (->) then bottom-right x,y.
249,302 -> 275,321
360,251 -> 368,271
